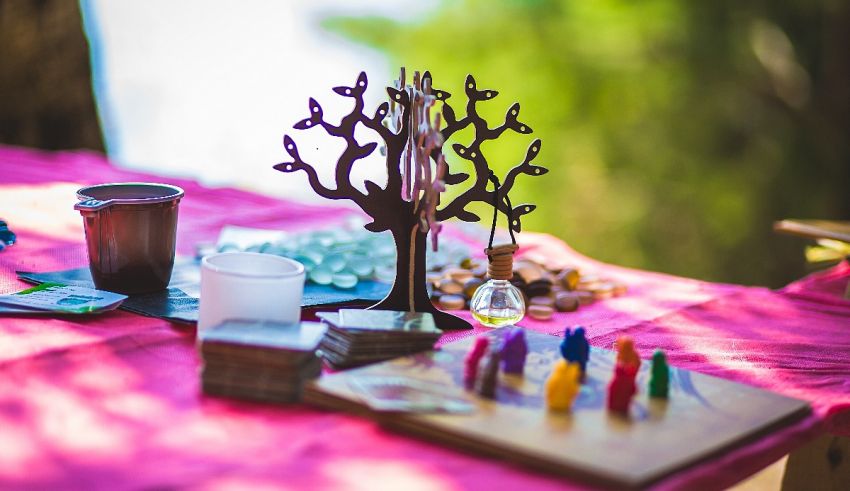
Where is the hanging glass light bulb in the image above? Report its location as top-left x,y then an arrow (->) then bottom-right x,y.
470,244 -> 526,327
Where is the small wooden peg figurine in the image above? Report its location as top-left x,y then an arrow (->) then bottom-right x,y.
476,348 -> 501,399
649,349 -> 670,399
464,336 -> 490,388
546,360 -> 581,411
615,336 -> 641,370
501,327 -> 528,375
608,362 -> 638,415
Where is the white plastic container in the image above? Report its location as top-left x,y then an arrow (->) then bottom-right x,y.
198,252 -> 305,331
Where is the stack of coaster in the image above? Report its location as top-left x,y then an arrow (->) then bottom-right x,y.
199,319 -> 327,403
317,309 -> 441,369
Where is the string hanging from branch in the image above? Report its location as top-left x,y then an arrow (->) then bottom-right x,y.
485,171 -> 518,281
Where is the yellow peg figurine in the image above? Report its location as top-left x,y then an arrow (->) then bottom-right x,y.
546,360 -> 582,411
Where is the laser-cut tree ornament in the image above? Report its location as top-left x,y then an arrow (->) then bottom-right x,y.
275,69 -> 547,330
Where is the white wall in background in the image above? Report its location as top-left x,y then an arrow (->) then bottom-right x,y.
84,0 -> 435,203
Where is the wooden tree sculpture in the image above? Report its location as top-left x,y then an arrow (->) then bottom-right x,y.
274,69 -> 547,330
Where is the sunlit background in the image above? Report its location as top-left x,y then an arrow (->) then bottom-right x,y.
2,0 -> 848,287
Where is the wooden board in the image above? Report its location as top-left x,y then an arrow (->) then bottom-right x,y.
774,219 -> 850,243
305,328 -> 810,489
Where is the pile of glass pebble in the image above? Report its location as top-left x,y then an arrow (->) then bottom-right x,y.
214,223 -> 471,291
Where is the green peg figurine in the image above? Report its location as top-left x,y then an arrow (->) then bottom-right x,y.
649,349 -> 670,398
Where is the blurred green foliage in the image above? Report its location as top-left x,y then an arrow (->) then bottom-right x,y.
324,0 -> 849,287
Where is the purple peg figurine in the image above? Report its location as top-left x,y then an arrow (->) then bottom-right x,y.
501,327 -> 528,375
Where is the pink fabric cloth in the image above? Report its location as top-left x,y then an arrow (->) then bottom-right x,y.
1,145 -> 848,490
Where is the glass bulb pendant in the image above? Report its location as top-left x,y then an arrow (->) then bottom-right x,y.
470,243 -> 525,327
470,278 -> 526,327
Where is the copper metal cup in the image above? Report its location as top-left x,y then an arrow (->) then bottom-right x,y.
75,183 -> 184,294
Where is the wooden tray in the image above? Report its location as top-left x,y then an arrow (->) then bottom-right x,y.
305,328 -> 810,489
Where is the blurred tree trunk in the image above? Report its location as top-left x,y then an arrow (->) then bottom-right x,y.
0,0 -> 104,151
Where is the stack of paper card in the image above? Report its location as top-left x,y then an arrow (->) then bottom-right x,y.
0,283 -> 126,315
199,320 -> 327,403
317,309 -> 441,369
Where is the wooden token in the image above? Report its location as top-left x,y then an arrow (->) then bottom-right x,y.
438,280 -> 464,296
530,296 -> 555,308
577,281 -> 601,292
555,292 -> 580,312
575,290 -> 594,305
445,268 -> 474,283
515,262 -> 543,283
556,268 -> 580,290
426,272 -> 443,285
528,304 -> 554,321
527,278 -> 553,297
593,282 -> 616,300
579,273 -> 600,284
438,294 -> 466,310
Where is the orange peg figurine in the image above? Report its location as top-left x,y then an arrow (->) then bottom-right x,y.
615,336 -> 641,370
545,360 -> 582,411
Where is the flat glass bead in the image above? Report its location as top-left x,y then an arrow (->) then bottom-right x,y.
332,272 -> 357,289
347,254 -> 373,278
375,266 -> 396,284
258,241 -> 274,253
291,254 -> 317,272
308,265 -> 333,285
300,249 -> 325,266
353,246 -> 373,257
332,231 -> 354,245
374,242 -> 396,259
321,253 -> 347,273
312,231 -> 335,248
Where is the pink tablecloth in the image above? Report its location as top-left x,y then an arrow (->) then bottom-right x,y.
1,145 -> 848,490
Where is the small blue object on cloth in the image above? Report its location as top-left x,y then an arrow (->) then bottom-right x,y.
0,220 -> 16,249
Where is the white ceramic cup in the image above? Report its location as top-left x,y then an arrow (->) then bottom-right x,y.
198,252 -> 306,331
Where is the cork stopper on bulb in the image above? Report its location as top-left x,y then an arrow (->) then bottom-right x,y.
485,244 -> 518,280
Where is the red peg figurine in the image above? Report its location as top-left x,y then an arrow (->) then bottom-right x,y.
464,336 -> 490,388
607,362 -> 638,415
